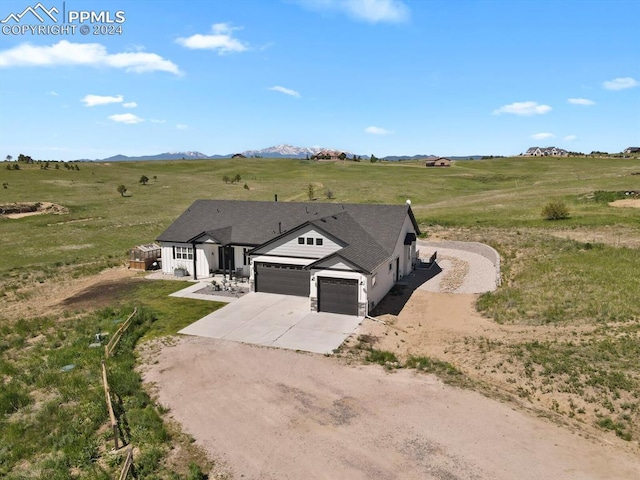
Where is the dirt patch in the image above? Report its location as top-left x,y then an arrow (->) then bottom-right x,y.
60,275 -> 146,310
609,198 -> 640,208
547,225 -> 640,248
141,337 -> 640,479
0,268 -> 140,321
0,202 -> 68,219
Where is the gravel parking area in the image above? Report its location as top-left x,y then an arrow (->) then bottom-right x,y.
142,337 -> 640,480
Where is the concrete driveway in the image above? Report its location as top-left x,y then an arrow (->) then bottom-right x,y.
179,292 -> 362,354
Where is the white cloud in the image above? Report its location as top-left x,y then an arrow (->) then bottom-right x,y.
176,124 -> 188,130
122,102 -> 137,108
48,90 -> 59,96
82,94 -> 123,107
365,126 -> 392,135
0,40 -> 181,75
108,113 -> 143,124
493,101 -> 552,116
176,23 -> 248,54
568,98 -> 595,106
564,135 -> 577,141
531,132 -> 555,140
298,0 -> 410,23
150,119 -> 166,124
269,85 -> 300,97
603,77 -> 638,91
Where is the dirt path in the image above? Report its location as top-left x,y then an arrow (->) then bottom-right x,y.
141,337 -> 640,480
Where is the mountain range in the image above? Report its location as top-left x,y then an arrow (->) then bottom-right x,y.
85,144 -> 479,162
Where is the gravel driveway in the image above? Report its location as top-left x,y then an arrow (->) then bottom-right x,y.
417,240 -> 500,294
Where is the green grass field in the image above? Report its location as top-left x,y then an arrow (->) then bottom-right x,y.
1,156 -> 639,474
1,156 -> 638,273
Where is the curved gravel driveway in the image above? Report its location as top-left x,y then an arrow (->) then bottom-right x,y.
416,240 -> 500,294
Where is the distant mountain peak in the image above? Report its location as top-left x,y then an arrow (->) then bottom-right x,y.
240,144 -> 350,158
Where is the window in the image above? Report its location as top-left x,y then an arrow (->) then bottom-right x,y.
298,237 -> 305,244
243,248 -> 250,266
316,238 -> 323,246
306,237 -> 314,245
175,246 -> 193,260
389,263 -> 392,271
372,274 -> 377,286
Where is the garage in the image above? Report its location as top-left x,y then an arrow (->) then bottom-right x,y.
254,263 -> 310,297
317,277 -> 358,315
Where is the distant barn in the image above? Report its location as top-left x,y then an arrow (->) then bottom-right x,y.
425,157 -> 451,167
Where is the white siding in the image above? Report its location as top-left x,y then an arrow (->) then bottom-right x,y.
392,215 -> 418,279
160,242 -> 195,276
368,260 -> 395,308
252,226 -> 343,259
311,257 -> 357,271
196,244 -> 215,278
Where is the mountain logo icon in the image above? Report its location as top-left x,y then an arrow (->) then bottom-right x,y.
1,2 -> 59,23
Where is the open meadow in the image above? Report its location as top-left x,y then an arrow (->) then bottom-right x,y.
1,156 -> 639,478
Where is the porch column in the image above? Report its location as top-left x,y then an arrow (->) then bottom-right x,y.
192,242 -> 197,280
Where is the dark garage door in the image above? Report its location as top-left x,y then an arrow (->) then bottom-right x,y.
318,277 -> 358,315
255,263 -> 310,297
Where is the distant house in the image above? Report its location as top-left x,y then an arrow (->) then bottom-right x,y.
425,157 -> 451,167
157,200 -> 420,316
524,147 -> 568,157
231,153 -> 246,158
623,147 -> 640,155
311,150 -> 347,161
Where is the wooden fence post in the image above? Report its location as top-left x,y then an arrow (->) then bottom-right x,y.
118,446 -> 134,480
101,360 -> 119,450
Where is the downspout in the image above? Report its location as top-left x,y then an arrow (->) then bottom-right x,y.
192,241 -> 197,280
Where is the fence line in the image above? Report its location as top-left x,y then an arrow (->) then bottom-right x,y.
117,446 -> 134,480
101,359 -> 120,450
105,307 -> 137,359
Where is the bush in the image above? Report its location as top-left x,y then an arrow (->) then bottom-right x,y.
542,201 -> 570,220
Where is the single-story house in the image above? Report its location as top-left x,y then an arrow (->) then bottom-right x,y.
524,147 -> 568,157
310,150 -> 347,161
156,200 -> 420,316
426,157 -> 451,167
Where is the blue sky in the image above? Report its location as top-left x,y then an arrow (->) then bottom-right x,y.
0,0 -> 638,160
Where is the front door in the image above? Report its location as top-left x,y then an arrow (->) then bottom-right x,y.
395,257 -> 399,282
218,246 -> 235,274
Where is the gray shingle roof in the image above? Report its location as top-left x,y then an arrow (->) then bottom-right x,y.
157,200 -> 419,271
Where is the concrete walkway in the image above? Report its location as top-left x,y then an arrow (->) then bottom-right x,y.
179,292 -> 362,354
168,280 -> 247,303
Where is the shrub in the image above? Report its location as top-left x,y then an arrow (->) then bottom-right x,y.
542,201 -> 570,220
366,348 -> 398,365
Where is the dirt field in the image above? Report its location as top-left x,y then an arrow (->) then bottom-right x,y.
609,198 -> 640,208
0,201 -> 68,219
141,337 -> 640,480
